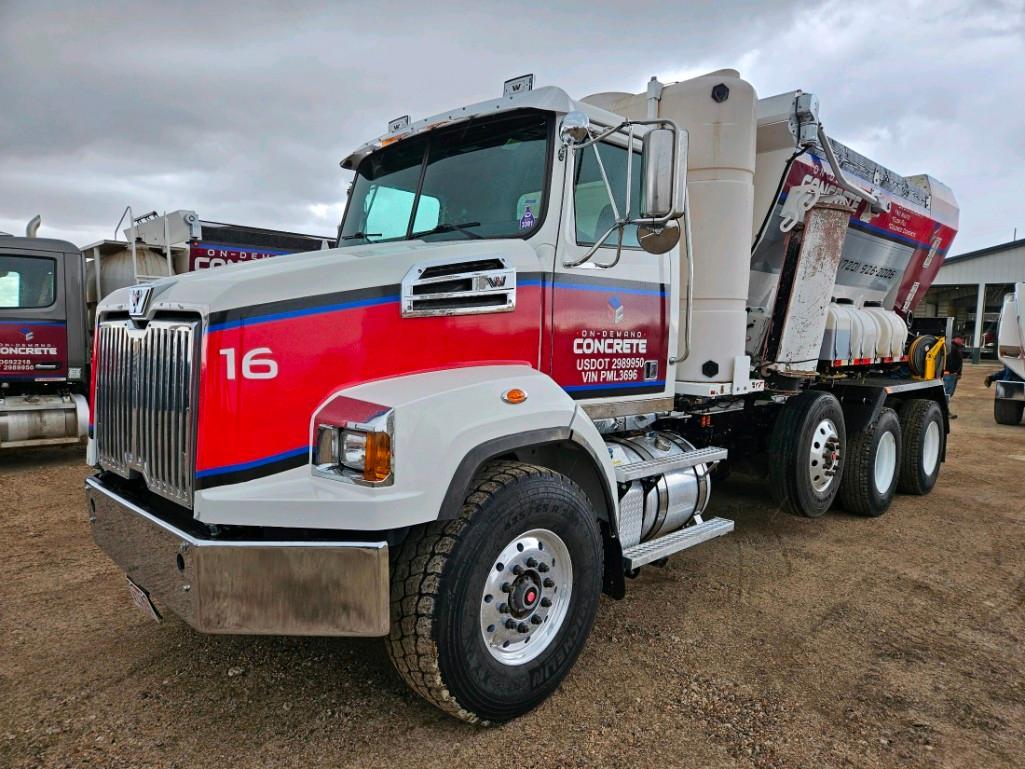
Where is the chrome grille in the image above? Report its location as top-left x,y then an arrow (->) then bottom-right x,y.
94,318 -> 199,508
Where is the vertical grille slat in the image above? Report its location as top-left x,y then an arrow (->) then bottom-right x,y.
94,318 -> 199,508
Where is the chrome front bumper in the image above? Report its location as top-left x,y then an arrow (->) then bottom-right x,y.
86,476 -> 390,636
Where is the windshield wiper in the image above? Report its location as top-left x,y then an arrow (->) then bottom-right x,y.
340,231 -> 382,241
414,221 -> 483,240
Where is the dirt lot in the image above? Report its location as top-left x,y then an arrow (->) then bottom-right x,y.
2,364 -> 1023,769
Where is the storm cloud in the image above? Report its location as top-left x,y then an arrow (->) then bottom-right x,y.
1,0 -> 1022,253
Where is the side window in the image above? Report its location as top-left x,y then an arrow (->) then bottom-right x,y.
573,142 -> 642,248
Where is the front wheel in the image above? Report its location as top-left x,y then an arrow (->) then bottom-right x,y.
386,461 -> 603,724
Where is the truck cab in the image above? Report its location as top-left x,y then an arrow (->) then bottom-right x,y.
0,235 -> 89,448
85,71 -> 957,724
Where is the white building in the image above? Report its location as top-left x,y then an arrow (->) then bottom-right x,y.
920,239 -> 1025,361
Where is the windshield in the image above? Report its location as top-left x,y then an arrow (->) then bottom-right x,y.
339,111 -> 551,246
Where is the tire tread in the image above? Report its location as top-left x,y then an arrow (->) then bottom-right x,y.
385,460 -> 571,724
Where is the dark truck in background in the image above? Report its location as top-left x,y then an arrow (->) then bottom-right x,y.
1,212 -> 334,450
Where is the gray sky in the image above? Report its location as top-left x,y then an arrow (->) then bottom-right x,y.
1,0 -> 1022,254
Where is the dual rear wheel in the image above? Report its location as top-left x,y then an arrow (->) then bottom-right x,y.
770,393 -> 945,518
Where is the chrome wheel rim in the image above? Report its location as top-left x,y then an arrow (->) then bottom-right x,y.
874,430 -> 897,494
922,420 -> 940,476
809,418 -> 841,494
479,528 -> 572,666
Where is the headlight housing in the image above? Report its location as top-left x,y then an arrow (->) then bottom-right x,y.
313,401 -> 394,486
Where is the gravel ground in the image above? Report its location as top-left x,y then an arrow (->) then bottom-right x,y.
2,363 -> 1023,768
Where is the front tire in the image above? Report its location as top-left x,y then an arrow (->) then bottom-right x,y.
838,407 -> 902,516
769,390 -> 846,518
386,461 -> 603,724
994,399 -> 1024,425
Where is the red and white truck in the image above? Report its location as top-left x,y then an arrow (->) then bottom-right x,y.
85,71 -> 958,723
0,211 -> 332,449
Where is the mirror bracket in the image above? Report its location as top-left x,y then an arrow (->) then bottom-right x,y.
562,116 -> 687,267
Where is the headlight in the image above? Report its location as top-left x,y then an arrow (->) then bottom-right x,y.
313,402 -> 394,486
341,430 -> 367,470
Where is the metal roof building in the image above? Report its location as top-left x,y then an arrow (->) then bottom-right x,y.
921,239 -> 1025,360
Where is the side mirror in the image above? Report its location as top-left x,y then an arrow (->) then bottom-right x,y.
640,128 -> 676,219
560,111 -> 591,144
637,221 -> 680,255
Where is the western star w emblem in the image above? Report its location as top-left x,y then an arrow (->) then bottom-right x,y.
128,285 -> 153,319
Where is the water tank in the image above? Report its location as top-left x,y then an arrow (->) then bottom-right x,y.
585,70 -> 757,383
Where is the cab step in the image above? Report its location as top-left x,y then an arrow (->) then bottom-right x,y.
622,517 -> 735,570
614,446 -> 728,483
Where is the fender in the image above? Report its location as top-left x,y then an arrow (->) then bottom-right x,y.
193,364 -> 617,533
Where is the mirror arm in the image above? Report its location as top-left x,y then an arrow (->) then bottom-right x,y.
679,192 -> 695,363
591,144 -> 620,222
564,223 -> 620,268
593,225 -> 626,270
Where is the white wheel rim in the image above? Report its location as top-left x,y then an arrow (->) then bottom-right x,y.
874,430 -> 897,494
479,528 -> 572,666
808,418 -> 841,494
922,420 -> 940,476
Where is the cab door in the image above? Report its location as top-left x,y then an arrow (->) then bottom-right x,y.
546,136 -> 677,406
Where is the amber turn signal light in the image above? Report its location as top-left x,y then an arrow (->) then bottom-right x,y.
364,431 -> 392,483
501,388 -> 528,404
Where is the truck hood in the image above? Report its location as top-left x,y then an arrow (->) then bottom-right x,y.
99,238 -> 543,318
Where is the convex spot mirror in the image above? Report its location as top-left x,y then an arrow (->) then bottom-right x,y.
637,221 -> 680,255
641,127 -> 675,219
560,111 -> 591,144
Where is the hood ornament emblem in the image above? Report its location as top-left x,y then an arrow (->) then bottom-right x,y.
128,285 -> 154,319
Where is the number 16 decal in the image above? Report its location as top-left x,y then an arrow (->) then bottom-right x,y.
219,347 -> 279,380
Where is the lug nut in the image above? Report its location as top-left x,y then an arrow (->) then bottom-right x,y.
517,622 -> 529,634
501,582 -> 512,593
530,615 -> 542,625
498,603 -> 509,614
505,619 -> 517,630
512,565 -> 523,575
526,557 -> 538,568
537,563 -> 549,573
540,597 -> 552,608
543,578 -> 555,588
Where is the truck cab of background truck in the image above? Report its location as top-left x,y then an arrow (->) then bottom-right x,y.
1,234 -> 90,448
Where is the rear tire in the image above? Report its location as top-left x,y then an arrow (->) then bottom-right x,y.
897,399 -> 945,495
386,461 -> 603,724
838,407 -> 902,516
769,390 -> 846,518
994,399 -> 1024,425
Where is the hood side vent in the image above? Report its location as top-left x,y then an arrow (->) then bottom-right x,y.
419,259 -> 505,280
401,258 -> 516,318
